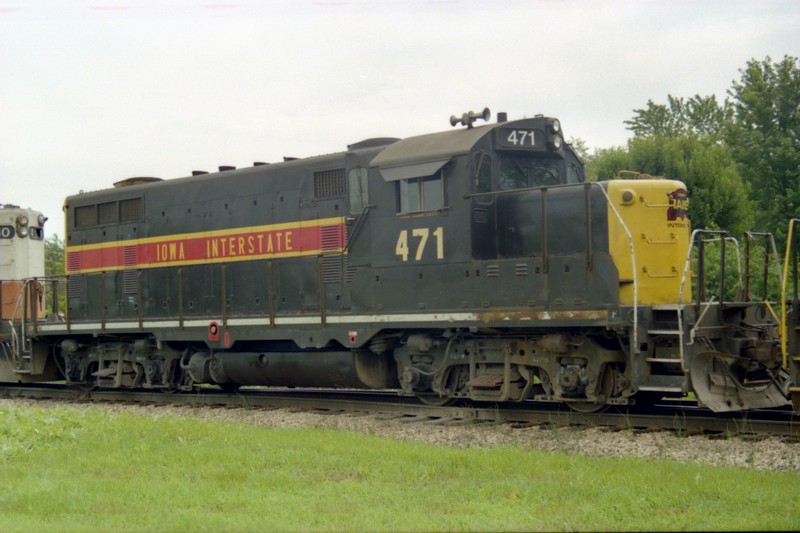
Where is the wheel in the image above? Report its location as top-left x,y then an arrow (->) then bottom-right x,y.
565,401 -> 607,413
416,393 -> 457,407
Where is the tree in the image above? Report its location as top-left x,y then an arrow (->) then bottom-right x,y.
725,55 -> 800,239
624,94 -> 732,140
584,146 -> 629,182
589,135 -> 753,235
567,137 -> 590,162
44,234 -> 66,314
45,234 -> 65,277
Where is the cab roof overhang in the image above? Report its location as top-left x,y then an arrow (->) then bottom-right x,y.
370,123 -> 493,181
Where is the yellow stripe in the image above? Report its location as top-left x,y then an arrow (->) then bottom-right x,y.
66,216 -> 345,253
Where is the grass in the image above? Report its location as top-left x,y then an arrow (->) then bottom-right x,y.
1,404 -> 798,532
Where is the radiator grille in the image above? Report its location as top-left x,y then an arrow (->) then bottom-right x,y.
98,202 -> 118,224
75,206 -> 97,228
120,198 -> 142,221
313,168 -> 346,199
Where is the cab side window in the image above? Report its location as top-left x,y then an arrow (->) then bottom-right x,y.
348,168 -> 369,214
474,152 -> 492,194
397,171 -> 444,214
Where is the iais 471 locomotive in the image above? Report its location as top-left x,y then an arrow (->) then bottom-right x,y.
4,109 -> 800,413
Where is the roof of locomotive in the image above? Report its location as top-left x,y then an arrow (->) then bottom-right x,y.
66,112 -> 563,203
369,115 -> 561,177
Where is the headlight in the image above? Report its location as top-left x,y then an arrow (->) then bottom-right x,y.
551,119 -> 561,133
552,135 -> 562,149
37,214 -> 45,226
16,215 -> 29,238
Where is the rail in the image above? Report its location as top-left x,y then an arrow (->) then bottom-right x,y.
0,384 -> 797,438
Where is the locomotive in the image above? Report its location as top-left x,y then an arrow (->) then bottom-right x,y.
0,204 -> 50,382
4,109 -> 800,412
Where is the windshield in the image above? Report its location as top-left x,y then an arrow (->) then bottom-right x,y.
497,156 -> 564,190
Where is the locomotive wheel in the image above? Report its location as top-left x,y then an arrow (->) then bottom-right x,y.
565,401 -> 607,413
416,393 -> 457,407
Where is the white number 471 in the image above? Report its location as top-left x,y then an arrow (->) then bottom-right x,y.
507,129 -> 534,146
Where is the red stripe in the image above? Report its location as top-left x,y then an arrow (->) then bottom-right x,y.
67,222 -> 346,273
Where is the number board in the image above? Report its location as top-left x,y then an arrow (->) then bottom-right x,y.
495,127 -> 544,151
0,225 -> 15,239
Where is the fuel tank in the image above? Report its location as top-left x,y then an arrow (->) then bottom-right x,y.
187,350 -> 398,389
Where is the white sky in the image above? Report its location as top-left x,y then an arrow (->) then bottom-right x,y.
2,0 -> 799,238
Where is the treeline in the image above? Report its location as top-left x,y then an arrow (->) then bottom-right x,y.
584,55 -> 800,243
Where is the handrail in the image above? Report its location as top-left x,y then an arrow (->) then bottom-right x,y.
743,231 -> 782,302
343,205 -> 374,255
590,183 -> 639,354
677,230 -> 742,372
678,231 -> 741,306
780,219 -> 800,369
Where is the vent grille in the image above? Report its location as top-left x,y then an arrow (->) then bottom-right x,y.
67,251 -> 81,273
120,198 -> 142,222
320,224 -> 344,251
322,255 -> 343,284
98,202 -> 118,224
515,264 -> 529,276
122,245 -> 139,294
486,265 -> 500,277
473,208 -> 488,224
74,198 -> 142,228
313,168 -> 346,199
319,224 -> 347,284
75,205 -> 97,228
67,275 -> 85,298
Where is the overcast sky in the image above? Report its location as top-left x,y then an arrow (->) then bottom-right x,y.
2,0 -> 799,238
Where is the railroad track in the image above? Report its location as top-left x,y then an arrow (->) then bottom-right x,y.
1,383 -> 798,438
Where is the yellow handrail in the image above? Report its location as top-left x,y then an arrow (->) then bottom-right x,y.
780,219 -> 800,369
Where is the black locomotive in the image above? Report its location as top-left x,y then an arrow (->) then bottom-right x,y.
6,109 -> 799,412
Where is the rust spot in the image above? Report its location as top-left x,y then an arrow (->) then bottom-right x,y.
476,310 -> 609,323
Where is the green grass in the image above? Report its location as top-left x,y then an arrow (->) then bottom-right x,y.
0,404 -> 798,532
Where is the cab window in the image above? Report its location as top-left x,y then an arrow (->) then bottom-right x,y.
498,156 -> 563,190
397,171 -> 443,214
474,152 -> 492,194
348,168 -> 369,214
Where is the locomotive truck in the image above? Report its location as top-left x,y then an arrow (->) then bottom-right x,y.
3,109 -> 799,412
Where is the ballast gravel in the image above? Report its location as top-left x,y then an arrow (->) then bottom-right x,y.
5,398 -> 799,472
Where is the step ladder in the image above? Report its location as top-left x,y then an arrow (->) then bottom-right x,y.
645,304 -> 687,371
